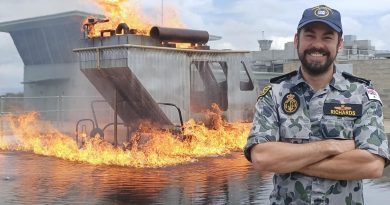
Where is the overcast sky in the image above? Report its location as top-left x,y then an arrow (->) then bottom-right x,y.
0,0 -> 390,95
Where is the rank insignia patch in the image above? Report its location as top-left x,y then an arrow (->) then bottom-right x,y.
323,103 -> 362,117
282,93 -> 300,115
257,85 -> 272,101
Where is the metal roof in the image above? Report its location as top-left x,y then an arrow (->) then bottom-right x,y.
0,10 -> 103,32
0,11 -> 105,65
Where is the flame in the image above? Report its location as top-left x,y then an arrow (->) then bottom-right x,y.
84,0 -> 185,37
0,105 -> 251,168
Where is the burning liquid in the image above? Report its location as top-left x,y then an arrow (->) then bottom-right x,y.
0,107 -> 250,168
84,0 -> 185,37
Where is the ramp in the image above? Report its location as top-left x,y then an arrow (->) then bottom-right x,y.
81,67 -> 173,127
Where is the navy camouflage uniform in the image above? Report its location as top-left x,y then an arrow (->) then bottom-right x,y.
244,68 -> 390,205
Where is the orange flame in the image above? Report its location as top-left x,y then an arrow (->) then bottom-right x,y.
0,106 -> 250,168
84,0 -> 185,37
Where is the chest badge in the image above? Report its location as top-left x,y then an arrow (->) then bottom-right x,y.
282,93 -> 300,115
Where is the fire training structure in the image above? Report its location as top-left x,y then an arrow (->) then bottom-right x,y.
74,20 -> 260,145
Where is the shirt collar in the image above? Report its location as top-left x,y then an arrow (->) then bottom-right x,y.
330,68 -> 349,91
289,69 -> 309,94
290,66 -> 349,92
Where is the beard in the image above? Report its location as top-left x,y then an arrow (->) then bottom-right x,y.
297,45 -> 337,76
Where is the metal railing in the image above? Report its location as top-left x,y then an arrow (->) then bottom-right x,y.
76,47 -> 128,69
338,48 -> 376,61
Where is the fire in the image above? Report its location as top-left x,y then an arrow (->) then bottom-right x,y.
84,0 -> 185,37
0,105 -> 251,168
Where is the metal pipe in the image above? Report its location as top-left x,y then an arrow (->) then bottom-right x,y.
115,23 -> 130,34
102,122 -> 125,133
90,100 -> 107,129
150,26 -> 209,44
157,102 -> 184,128
126,125 -> 130,142
75,119 -> 95,146
96,48 -> 100,69
114,89 -> 118,147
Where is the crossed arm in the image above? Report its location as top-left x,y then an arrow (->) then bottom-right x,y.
250,140 -> 385,180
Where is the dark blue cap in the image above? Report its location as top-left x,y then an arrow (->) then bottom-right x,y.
298,5 -> 342,35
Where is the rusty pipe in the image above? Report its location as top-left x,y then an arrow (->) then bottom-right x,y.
115,23 -> 130,34
150,26 -> 209,44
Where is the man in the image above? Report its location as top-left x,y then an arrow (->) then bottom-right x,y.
244,5 -> 390,205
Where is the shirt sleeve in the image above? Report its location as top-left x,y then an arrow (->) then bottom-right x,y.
353,89 -> 390,167
243,90 -> 280,162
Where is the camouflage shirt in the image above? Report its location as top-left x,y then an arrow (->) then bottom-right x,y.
244,68 -> 390,205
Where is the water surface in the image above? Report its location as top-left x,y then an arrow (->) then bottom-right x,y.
1,151 -> 389,204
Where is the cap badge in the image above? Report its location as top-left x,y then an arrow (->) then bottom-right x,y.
312,5 -> 333,18
282,93 -> 300,115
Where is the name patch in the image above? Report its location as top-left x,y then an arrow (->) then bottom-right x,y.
323,103 -> 362,117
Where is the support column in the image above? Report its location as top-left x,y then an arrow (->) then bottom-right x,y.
114,89 -> 118,147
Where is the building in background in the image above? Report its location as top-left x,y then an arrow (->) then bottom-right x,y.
0,11 -> 102,98
0,11 -> 103,123
250,32 -> 390,74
